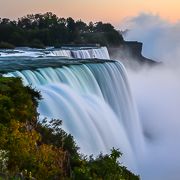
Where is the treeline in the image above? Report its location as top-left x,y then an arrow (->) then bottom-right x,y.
0,77 -> 139,179
0,12 -> 124,49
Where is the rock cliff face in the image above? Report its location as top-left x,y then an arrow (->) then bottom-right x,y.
108,41 -> 156,68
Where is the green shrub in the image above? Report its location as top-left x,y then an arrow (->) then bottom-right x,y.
29,39 -> 45,49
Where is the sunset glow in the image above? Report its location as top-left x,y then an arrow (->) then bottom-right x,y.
0,0 -> 180,27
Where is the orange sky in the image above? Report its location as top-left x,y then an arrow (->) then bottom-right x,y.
0,0 -> 179,27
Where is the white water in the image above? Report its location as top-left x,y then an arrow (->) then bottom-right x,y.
5,61 -> 144,172
71,47 -> 110,59
0,50 -> 45,57
48,49 -> 72,58
0,47 -> 110,59
50,47 -> 110,59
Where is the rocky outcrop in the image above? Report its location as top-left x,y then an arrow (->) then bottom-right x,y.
108,41 -> 156,68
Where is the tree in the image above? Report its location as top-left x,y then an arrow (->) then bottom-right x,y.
0,12 -> 124,47
73,148 -> 139,180
0,77 -> 69,179
76,20 -> 87,33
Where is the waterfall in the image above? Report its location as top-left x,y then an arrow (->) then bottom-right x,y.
4,61 -> 144,172
71,47 -> 110,59
49,47 -> 110,59
48,49 -> 72,58
1,46 -> 145,172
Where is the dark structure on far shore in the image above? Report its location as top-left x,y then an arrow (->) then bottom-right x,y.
108,41 -> 156,67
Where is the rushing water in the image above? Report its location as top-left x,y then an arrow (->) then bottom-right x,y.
2,47 -> 145,175
4,61 -> 144,172
0,46 -> 110,59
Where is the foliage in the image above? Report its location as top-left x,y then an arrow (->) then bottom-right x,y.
0,77 -> 40,125
29,39 -> 45,49
0,77 -> 139,179
0,150 -> 8,173
0,42 -> 15,49
0,77 -> 67,179
36,118 -> 79,158
0,12 -> 124,48
73,148 -> 139,180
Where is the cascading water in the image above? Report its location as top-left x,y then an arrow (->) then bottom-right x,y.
48,49 -> 72,58
50,46 -> 110,59
71,47 -> 110,59
0,47 -> 110,59
4,61 -> 144,172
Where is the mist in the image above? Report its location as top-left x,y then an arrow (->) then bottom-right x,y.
122,13 -> 180,64
129,67 -> 180,179
120,13 -> 180,179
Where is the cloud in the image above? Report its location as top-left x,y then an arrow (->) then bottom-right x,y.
122,13 -> 180,64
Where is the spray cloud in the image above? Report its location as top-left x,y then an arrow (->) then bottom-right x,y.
120,13 -> 180,180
